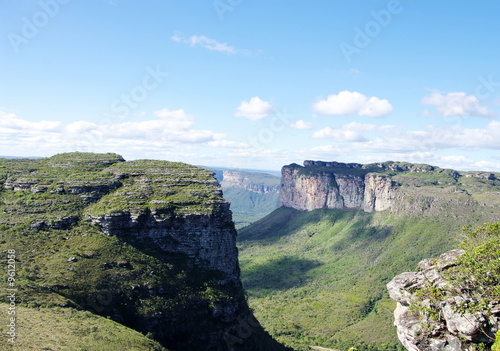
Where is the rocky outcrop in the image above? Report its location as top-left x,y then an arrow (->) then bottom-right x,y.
279,160 -> 500,213
387,250 -> 499,351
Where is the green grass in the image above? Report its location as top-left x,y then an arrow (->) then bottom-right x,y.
223,187 -> 279,228
238,205 -> 499,351
0,303 -> 167,350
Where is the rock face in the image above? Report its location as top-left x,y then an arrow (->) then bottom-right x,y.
387,250 -> 499,351
279,160 -> 499,213
280,161 -> 396,212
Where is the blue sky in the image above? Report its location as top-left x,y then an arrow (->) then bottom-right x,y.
1,0 -> 500,171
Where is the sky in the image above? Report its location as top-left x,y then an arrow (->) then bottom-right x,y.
1,0 -> 500,172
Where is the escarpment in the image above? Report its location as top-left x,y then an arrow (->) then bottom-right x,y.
0,153 -> 289,351
280,160 -> 500,214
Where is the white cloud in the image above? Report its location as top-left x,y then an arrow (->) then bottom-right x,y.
171,32 -> 236,55
290,120 -> 313,130
421,91 -> 495,118
312,91 -> 393,118
235,97 -> 274,120
312,122 -> 381,142
312,127 -> 366,142
0,112 -> 61,131
0,109 -> 230,157
206,140 -> 250,149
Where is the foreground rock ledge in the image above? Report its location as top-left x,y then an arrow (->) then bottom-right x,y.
387,250 -> 499,351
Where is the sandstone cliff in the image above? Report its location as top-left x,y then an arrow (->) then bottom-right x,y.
279,160 -> 499,214
0,153 -> 289,351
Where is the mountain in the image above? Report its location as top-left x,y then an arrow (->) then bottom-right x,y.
0,153 -> 290,351
238,160 -> 500,351
209,168 -> 281,228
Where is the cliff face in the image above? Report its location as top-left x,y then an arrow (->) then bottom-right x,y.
84,161 -> 239,279
0,153 -> 288,351
280,161 -> 396,212
279,160 -> 499,213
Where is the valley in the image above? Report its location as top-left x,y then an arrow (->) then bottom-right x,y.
237,160 -> 500,351
1,154 -> 499,351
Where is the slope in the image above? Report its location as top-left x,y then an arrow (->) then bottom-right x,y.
238,204 -> 499,351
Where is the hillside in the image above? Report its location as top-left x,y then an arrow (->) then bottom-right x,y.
209,168 -> 280,228
0,153 -> 289,351
238,160 -> 500,351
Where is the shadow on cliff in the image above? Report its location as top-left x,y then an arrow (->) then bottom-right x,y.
242,256 -> 322,293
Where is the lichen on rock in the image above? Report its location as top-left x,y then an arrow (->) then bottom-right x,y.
387,249 -> 499,350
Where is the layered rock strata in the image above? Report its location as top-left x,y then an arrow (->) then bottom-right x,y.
280,162 -> 396,212
279,160 -> 499,213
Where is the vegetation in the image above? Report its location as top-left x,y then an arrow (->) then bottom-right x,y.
0,303 -> 167,350
223,187 -> 279,228
238,204 -> 499,351
493,331 -> 500,351
210,168 -> 281,228
448,222 -> 500,315
0,153 -> 284,351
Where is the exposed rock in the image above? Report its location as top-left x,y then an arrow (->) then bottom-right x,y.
279,160 -> 499,213
0,153 -> 290,351
279,162 -> 396,212
86,203 -> 239,278
387,249 -> 499,350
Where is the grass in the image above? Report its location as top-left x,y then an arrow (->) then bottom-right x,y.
223,187 -> 279,228
0,303 -> 167,350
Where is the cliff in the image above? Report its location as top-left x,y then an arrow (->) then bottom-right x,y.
0,153 -> 289,351
280,160 -> 500,213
